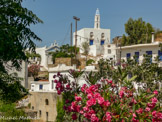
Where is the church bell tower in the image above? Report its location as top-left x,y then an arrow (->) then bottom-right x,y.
94,8 -> 100,29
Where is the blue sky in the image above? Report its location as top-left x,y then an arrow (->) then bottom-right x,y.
23,0 -> 162,47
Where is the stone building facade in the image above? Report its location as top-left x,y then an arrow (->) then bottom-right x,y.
29,92 -> 60,122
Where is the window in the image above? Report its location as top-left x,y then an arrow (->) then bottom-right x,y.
89,40 -> 93,45
101,40 -> 104,45
126,53 -> 131,61
32,106 -> 34,110
39,110 -> 41,117
158,50 -> 162,61
101,33 -> 105,38
46,112 -> 48,121
90,32 -> 94,38
39,84 -> 43,90
135,52 -> 139,62
146,51 -> 152,63
45,99 -> 49,105
108,49 -> 111,54
108,45 -> 111,47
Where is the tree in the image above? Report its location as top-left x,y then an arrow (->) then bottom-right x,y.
0,0 -> 43,102
81,41 -> 90,63
0,0 -> 43,72
50,44 -> 79,63
122,18 -> 154,45
0,72 -> 28,102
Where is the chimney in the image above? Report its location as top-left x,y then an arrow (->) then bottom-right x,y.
151,32 -> 155,43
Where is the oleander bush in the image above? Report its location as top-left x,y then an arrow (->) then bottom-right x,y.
54,57 -> 162,122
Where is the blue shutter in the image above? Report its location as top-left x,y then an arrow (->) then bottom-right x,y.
158,50 -> 162,61
101,40 -> 104,45
135,52 -> 139,62
126,53 -> 131,61
89,40 -> 93,45
146,51 -> 152,63
39,84 -> 43,90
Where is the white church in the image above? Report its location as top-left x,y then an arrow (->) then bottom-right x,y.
73,8 -> 116,60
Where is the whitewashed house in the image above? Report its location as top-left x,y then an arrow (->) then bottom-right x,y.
29,40 -> 59,71
119,34 -> 162,66
30,64 -> 98,92
74,8 -> 116,61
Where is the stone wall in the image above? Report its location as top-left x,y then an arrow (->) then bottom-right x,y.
29,92 -> 61,122
48,57 -> 86,70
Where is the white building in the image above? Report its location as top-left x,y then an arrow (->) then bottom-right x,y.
29,41 -> 59,71
120,41 -> 162,66
74,9 -> 114,58
30,64 -> 97,92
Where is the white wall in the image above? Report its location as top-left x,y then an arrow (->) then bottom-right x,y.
35,47 -> 48,69
103,44 -> 116,60
121,44 -> 161,63
30,82 -> 50,92
73,28 -> 110,56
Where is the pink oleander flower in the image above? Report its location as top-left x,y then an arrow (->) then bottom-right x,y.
152,111 -> 157,118
89,85 -> 97,92
153,90 -> 158,95
84,113 -> 91,119
54,79 -> 57,83
119,90 -> 124,98
86,88 -> 92,94
103,100 -> 110,107
97,97 -> 105,105
91,114 -> 99,122
71,101 -> 76,110
89,109 -> 95,114
56,82 -> 61,88
83,106 -> 89,111
75,96 -> 82,102
111,83 -> 116,87
121,87 -> 127,91
71,102 -> 80,112
136,108 -> 143,114
131,98 -> 137,104
66,84 -> 70,89
94,93 -> 101,99
87,98 -> 96,107
57,90 -> 61,95
157,112 -> 162,119
81,84 -> 87,92
80,110 -> 84,114
151,97 -> 158,104
133,113 -> 137,118
72,113 -> 77,120
107,80 -> 112,84
132,113 -> 139,122
147,102 -> 156,109
87,93 -> 93,99
106,112 -> 111,122
145,107 -> 151,112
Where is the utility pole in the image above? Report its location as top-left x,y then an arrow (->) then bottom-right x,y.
73,16 -> 80,60
70,23 -> 73,66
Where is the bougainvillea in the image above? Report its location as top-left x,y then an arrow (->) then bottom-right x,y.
54,72 -> 162,122
28,64 -> 40,80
